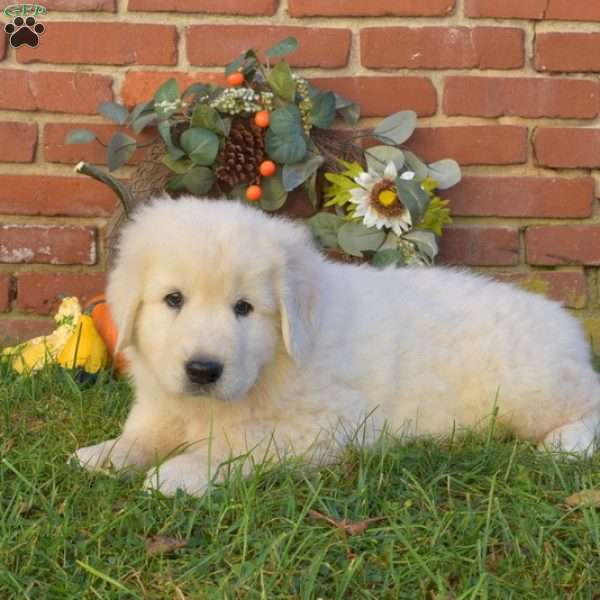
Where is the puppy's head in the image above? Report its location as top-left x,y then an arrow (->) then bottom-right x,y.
107,197 -> 320,401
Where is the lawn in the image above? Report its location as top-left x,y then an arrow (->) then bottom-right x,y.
2,366 -> 600,599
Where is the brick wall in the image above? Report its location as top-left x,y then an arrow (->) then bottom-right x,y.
2,0 -> 600,345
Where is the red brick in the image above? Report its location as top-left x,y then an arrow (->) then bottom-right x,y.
546,0 -> 600,21
42,0 -> 115,9
535,33 -> 600,73
492,271 -> 586,309
438,227 -> 519,266
361,27 -> 524,70
289,0 -> 454,16
526,226 -> 600,266
187,26 -> 351,68
443,76 -> 598,119
0,71 -> 113,114
129,0 -> 277,13
445,176 -> 594,218
464,0 -> 546,19
0,176 -> 118,217
407,126 -> 528,166
16,272 -> 106,315
44,123 -> 153,166
0,122 -> 37,163
0,225 -> 96,265
0,319 -> 54,344
0,275 -> 10,313
534,128 -> 600,169
17,23 -> 177,66
310,77 -> 436,117
120,71 -> 224,107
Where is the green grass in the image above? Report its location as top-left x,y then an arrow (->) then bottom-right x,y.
2,366 -> 600,599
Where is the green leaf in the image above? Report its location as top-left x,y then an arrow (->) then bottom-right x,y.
427,159 -> 462,190
129,101 -> 152,124
269,104 -> 303,138
396,177 -> 431,224
97,101 -> 129,125
310,91 -> 336,129
308,212 -> 342,249
182,82 -> 209,98
131,112 -> 157,135
371,249 -> 404,269
282,152 -> 324,191
337,222 -> 385,257
180,127 -> 219,166
158,121 -> 185,161
266,130 -> 307,165
373,111 -> 417,145
225,56 -> 243,77
166,173 -> 186,193
267,61 -> 296,103
107,132 -> 137,172
365,146 -> 405,173
403,150 -> 429,180
403,230 -> 438,263
65,129 -> 96,144
162,155 -> 194,174
265,37 -> 299,58
191,104 -> 229,136
182,167 -> 215,195
260,172 -> 288,211
153,79 -> 181,118
334,93 -> 360,125
304,170 -> 319,209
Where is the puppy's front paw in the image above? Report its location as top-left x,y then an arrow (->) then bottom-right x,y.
143,453 -> 209,497
71,438 -> 144,474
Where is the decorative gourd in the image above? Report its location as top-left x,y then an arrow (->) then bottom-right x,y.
84,294 -> 128,374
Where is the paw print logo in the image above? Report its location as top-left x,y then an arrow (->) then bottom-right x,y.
4,16 -> 45,48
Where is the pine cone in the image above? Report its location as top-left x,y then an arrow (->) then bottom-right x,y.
215,118 -> 266,188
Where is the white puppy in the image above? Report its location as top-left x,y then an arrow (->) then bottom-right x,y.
75,197 -> 600,496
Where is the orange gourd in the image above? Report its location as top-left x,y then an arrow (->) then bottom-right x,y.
84,294 -> 128,374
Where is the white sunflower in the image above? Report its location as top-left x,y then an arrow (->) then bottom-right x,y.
349,161 -> 414,236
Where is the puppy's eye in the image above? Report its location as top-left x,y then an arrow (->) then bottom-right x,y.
164,291 -> 184,309
233,299 -> 253,317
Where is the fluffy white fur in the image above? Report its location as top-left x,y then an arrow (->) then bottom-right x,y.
75,196 -> 600,496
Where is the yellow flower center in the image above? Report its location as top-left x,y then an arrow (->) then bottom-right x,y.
378,189 -> 397,207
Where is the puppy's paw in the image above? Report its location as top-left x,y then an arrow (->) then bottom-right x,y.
70,438 -> 144,474
143,453 -> 209,497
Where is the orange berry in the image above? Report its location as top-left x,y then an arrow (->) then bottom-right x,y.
226,72 -> 244,87
254,111 -> 270,128
246,185 -> 262,202
259,160 -> 276,177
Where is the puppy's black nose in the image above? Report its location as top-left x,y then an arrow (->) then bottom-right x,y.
185,360 -> 223,385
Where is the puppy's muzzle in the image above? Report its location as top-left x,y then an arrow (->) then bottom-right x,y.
185,359 -> 223,385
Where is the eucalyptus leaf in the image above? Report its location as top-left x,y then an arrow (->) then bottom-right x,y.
225,56 -> 243,77
265,37 -> 299,58
153,79 -> 181,118
260,172 -> 288,211
304,170 -> 319,209
182,83 -> 209,98
65,129 -> 96,144
107,132 -> 137,172
180,127 -> 219,166
267,61 -> 296,103
427,159 -> 462,190
365,146 -> 405,173
97,101 -> 129,125
166,173 -> 186,193
282,153 -> 324,191
182,167 -> 215,195
337,222 -> 386,257
265,130 -> 307,164
128,101 -> 152,124
310,91 -> 336,129
373,110 -> 417,145
403,230 -> 438,263
334,92 -> 361,125
371,249 -> 404,269
403,150 -> 429,181
191,104 -> 229,136
162,155 -> 193,174
131,112 -> 157,135
158,120 -> 185,161
396,177 -> 431,224
269,104 -> 303,138
308,212 -> 342,249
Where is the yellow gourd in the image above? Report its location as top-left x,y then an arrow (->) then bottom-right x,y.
58,315 -> 108,374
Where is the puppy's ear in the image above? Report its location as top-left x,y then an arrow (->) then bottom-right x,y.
106,258 -> 142,354
276,226 -> 320,365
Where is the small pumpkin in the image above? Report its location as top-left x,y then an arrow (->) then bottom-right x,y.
84,294 -> 128,374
